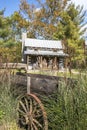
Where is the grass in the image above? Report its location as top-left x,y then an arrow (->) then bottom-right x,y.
27,68 -> 87,79
42,73 -> 87,130
0,69 -> 21,130
0,68 -> 87,130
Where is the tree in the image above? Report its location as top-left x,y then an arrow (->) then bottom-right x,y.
18,1 -> 87,68
0,9 -> 15,46
0,10 -> 21,63
53,4 -> 86,67
11,11 -> 29,38
19,0 -> 70,39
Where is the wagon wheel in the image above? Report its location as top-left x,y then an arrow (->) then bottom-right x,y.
18,93 -> 48,130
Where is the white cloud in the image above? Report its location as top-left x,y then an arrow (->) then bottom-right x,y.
34,8 -> 41,13
71,0 -> 87,10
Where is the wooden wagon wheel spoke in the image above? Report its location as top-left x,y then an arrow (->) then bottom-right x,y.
18,117 -> 26,125
24,97 -> 29,111
33,118 -> 42,128
19,100 -> 27,113
34,109 -> 43,118
18,93 -> 48,130
33,102 -> 39,114
32,122 -> 39,130
34,113 -> 43,118
30,98 -> 33,113
18,108 -> 26,115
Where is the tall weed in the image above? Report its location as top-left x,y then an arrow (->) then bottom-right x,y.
43,74 -> 87,130
0,69 -> 18,129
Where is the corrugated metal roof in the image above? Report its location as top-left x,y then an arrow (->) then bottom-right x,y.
24,50 -> 68,57
24,38 -> 63,49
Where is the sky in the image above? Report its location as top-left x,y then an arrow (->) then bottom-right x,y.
0,0 -> 39,16
0,0 -> 20,16
71,0 -> 87,10
0,0 -> 87,16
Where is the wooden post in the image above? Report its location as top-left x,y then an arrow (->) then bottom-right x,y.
27,55 -> 29,70
27,76 -> 31,94
53,57 -> 57,69
26,55 -> 31,94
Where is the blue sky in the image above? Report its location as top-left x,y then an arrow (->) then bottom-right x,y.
0,0 -> 87,16
0,0 -> 38,16
0,0 -> 20,16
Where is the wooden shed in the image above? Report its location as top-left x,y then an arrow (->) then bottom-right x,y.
22,33 -> 68,70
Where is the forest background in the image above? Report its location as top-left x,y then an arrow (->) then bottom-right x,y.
0,0 -> 87,68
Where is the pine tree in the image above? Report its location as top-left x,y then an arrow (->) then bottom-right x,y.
53,4 -> 86,67
0,10 -> 21,62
